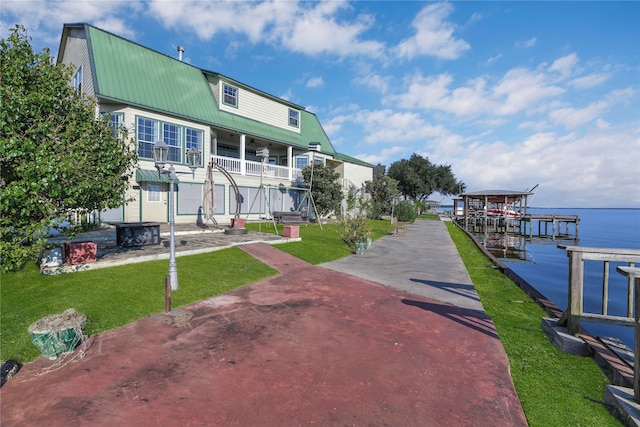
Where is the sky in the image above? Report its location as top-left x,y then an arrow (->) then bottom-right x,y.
2,1 -> 639,208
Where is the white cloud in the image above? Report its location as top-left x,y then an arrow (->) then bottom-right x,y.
1,0 -> 139,47
548,53 -> 579,78
569,73 -> 610,89
353,73 -> 390,94
306,77 -> 324,88
277,1 -> 385,58
549,100 -> 608,129
486,53 -> 502,65
390,65 -> 565,118
394,2 -> 470,60
493,68 -> 565,115
515,37 -> 537,48
452,128 -> 640,207
356,146 -> 407,165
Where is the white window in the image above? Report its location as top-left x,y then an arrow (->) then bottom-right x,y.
147,183 -> 162,202
163,123 -> 182,162
289,109 -> 299,128
137,117 -> 159,160
296,155 -> 308,169
223,83 -> 238,107
73,66 -> 83,93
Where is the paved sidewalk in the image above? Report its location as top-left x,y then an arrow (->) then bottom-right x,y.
0,220 -> 527,426
321,219 -> 483,311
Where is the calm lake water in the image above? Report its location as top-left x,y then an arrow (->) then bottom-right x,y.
471,208 -> 640,347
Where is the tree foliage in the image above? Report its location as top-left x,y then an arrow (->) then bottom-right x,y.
388,153 -> 465,202
0,26 -> 137,271
301,163 -> 342,217
363,174 -> 401,219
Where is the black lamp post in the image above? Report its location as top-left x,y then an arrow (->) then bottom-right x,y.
153,141 -> 201,304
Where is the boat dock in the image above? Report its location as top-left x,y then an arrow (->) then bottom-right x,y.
452,189 -> 579,240
520,213 -> 579,239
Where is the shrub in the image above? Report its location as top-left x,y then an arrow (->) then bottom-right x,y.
395,200 -> 417,223
336,215 -> 372,248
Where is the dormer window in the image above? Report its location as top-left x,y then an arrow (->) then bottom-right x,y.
289,109 -> 299,128
223,83 -> 238,108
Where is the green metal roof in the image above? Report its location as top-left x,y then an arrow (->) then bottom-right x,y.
69,24 -> 338,157
86,26 -> 217,124
334,152 -> 373,168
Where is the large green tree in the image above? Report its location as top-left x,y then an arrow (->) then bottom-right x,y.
388,153 -> 465,202
0,26 -> 137,271
301,163 -> 342,217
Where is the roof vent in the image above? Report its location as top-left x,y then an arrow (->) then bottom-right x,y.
177,46 -> 184,61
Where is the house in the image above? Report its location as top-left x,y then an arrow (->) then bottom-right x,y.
56,23 -> 373,225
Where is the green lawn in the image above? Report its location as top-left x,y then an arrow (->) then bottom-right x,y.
446,222 -> 620,427
0,248 -> 277,362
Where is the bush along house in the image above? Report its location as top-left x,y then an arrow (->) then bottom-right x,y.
57,23 -> 373,225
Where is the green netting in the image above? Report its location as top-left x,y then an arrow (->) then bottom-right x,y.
28,309 -> 87,360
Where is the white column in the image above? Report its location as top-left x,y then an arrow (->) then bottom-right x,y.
240,134 -> 246,175
287,146 -> 293,180
210,130 -> 217,156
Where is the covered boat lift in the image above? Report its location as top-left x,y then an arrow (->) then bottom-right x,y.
454,189 -> 535,232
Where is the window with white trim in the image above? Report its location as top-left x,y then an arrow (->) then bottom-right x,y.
186,128 -> 203,166
103,112 -> 125,139
296,155 -> 308,169
136,116 -> 203,169
147,183 -> 162,202
163,123 -> 182,162
289,109 -> 299,128
73,66 -> 82,93
137,117 -> 159,159
223,83 -> 238,107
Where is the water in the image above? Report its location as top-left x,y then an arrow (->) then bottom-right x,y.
472,208 -> 640,347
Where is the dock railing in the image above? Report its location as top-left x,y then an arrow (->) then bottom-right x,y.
559,246 -> 640,400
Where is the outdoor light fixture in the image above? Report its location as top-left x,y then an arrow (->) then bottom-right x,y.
306,142 -> 323,230
256,147 -> 269,159
308,142 -> 321,152
153,142 -> 201,311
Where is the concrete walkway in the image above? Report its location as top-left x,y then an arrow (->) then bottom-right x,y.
321,219 -> 483,312
0,220 -> 527,426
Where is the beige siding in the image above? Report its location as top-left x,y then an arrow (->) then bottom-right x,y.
342,162 -> 373,190
206,75 -> 220,105
61,28 -> 94,96
218,80 -> 300,134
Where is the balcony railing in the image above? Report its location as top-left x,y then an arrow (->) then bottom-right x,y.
211,154 -> 302,181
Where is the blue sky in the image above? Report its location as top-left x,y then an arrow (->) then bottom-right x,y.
2,1 -> 639,208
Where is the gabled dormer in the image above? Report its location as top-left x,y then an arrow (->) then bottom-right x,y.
205,72 -> 302,135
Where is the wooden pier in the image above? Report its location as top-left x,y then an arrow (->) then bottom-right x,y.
520,213 -> 579,239
452,189 -> 579,240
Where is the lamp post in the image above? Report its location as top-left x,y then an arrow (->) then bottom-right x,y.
153,141 -> 201,308
307,142 -> 323,230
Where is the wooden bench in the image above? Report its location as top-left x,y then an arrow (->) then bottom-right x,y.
391,217 -> 409,237
272,211 -> 309,225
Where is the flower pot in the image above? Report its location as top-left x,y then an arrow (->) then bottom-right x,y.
230,218 -> 245,228
40,246 -> 64,267
283,225 -> 299,238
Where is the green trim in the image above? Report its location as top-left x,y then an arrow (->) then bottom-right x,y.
334,152 -> 373,168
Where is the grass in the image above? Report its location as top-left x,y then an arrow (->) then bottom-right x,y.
246,219 -> 394,264
1,248 -> 277,362
446,222 -> 619,427
0,217 -> 622,425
